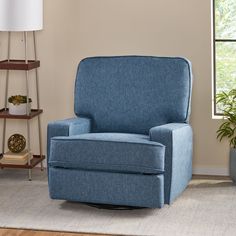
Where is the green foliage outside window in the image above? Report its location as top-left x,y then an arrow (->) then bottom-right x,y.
215,0 -> 236,108
215,0 -> 236,39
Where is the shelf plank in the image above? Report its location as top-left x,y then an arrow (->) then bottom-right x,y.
0,154 -> 45,169
0,60 -> 40,70
0,108 -> 43,119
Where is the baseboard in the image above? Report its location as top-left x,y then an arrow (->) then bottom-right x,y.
193,167 -> 229,176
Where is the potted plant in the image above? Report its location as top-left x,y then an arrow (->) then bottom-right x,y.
8,95 -> 32,115
216,88 -> 236,182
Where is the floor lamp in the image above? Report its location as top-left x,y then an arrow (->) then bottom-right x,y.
0,0 -> 43,180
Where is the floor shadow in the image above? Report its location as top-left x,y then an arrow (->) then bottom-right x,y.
59,201 -> 157,218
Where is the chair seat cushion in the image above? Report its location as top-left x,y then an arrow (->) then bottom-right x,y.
49,133 -> 165,174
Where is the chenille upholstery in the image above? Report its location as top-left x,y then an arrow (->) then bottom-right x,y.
47,56 -> 193,208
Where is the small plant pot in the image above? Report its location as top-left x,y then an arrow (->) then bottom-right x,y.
230,148 -> 236,183
9,102 -> 31,115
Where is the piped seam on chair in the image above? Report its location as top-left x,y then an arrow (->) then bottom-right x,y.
51,138 -> 164,147
185,60 -> 193,122
48,160 -> 165,174
50,167 -> 164,176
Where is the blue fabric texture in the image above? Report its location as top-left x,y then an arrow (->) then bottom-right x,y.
74,56 -> 192,134
150,123 -> 193,204
49,167 -> 164,208
47,56 -> 193,208
47,117 -> 91,161
49,133 -> 165,174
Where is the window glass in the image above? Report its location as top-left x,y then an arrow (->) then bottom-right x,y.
214,0 -> 236,114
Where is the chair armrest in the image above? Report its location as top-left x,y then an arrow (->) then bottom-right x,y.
149,123 -> 192,143
47,117 -> 91,158
149,123 -> 193,203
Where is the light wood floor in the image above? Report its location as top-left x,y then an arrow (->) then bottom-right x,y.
0,229 -> 116,236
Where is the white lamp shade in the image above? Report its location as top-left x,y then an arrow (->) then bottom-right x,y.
0,0 -> 43,31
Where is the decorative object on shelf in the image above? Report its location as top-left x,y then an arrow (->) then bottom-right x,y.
7,133 -> 26,153
8,95 -> 32,115
216,88 -> 236,182
0,149 -> 31,165
0,0 -> 44,180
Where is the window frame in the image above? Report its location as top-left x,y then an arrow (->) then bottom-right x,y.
212,0 -> 236,116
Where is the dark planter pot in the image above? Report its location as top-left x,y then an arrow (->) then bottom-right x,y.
230,148 -> 236,183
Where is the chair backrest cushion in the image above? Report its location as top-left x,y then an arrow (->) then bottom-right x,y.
74,56 -> 192,134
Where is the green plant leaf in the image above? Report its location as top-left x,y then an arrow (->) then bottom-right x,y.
216,88 -> 236,147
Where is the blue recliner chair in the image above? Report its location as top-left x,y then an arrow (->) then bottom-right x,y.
47,56 -> 193,208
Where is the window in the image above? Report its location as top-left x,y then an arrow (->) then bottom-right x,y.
213,0 -> 236,115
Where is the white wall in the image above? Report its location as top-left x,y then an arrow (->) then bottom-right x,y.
0,0 -> 230,175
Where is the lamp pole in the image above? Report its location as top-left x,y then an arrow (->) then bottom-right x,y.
0,0 -> 44,180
